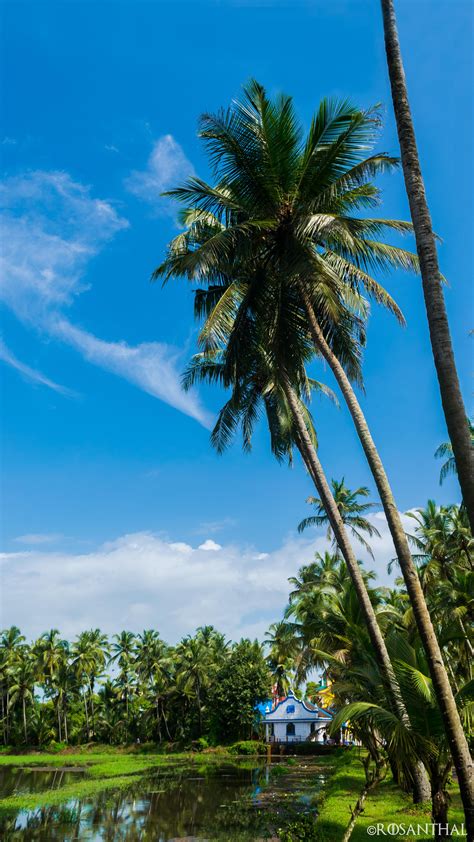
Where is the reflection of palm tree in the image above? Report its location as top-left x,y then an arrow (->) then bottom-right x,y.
298,479 -> 380,558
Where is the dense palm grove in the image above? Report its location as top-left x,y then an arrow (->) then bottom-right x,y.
268,497 -> 473,828
0,627 -> 271,749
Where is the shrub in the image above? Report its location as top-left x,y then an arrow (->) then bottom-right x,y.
228,740 -> 266,755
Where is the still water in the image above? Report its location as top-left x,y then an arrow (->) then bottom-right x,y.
0,760 -> 327,840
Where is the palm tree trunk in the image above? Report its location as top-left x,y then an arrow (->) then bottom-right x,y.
299,287 -> 474,825
22,696 -> 27,744
83,690 -> 90,740
281,373 -> 430,803
379,0 -> 474,531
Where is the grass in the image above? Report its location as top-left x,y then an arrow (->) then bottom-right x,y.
0,773 -> 145,815
315,751 -> 466,841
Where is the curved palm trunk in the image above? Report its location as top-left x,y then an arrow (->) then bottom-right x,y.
299,288 -> 474,826
281,374 -> 430,803
379,0 -> 474,531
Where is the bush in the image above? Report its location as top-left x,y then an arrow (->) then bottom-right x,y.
278,815 -> 324,841
228,740 -> 266,755
46,741 -> 68,753
193,736 -> 210,752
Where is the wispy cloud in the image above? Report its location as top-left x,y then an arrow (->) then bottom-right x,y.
0,170 -> 210,425
13,533 -> 63,546
0,171 -> 127,322
0,339 -> 76,397
195,517 -> 238,535
125,135 -> 194,208
52,318 -> 213,426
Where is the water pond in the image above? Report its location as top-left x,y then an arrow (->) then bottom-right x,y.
0,758 -> 329,840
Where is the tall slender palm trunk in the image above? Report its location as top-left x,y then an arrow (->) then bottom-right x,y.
379,0 -> 474,532
298,285 -> 474,829
281,373 -> 430,803
22,696 -> 27,744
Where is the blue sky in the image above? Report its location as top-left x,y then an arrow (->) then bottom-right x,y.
1,0 -> 472,642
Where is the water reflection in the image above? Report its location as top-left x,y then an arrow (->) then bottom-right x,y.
0,767 -> 85,798
0,760 -> 326,841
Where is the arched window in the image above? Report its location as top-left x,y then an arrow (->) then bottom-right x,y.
286,722 -> 295,737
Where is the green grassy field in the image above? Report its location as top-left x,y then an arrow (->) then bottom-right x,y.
315,752 -> 465,841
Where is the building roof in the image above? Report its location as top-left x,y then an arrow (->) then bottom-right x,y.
262,691 -> 332,722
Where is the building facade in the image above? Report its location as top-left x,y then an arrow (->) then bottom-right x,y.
262,691 -> 333,743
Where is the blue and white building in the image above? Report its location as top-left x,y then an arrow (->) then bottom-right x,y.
262,691 -> 333,743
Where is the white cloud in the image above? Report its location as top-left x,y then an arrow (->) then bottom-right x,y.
198,539 -> 222,552
125,135 -> 194,206
0,514 -> 402,644
0,171 -> 124,321
0,339 -> 76,397
52,318 -> 213,427
13,533 -> 63,546
0,170 -> 210,425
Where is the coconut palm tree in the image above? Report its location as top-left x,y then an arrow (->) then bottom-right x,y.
0,626 -> 26,744
298,478 -> 381,558
174,635 -> 212,736
264,620 -> 300,697
135,630 -> 173,742
379,0 -> 474,541
330,636 -> 473,838
34,629 -> 69,741
288,551 -> 346,601
182,308 -> 429,799
8,647 -> 36,744
435,420 -> 474,487
109,632 -> 137,734
155,80 -> 468,812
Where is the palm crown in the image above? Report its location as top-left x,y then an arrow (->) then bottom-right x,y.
298,477 -> 381,558
154,80 -> 418,393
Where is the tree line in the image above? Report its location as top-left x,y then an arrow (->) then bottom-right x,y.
0,626 -> 271,749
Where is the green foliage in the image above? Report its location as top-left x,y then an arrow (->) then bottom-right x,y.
209,638 -> 272,743
0,624 -> 271,752
228,740 -> 266,755
278,815 -> 321,842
